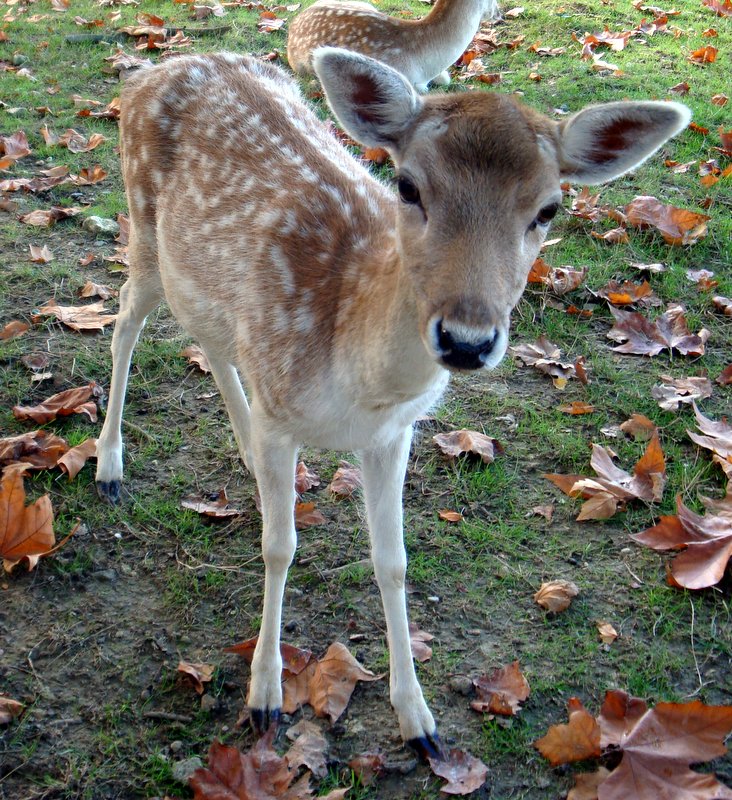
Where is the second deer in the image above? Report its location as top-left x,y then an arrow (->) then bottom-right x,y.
287,0 -> 500,92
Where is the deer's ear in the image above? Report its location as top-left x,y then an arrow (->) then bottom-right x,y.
558,101 -> 690,184
313,47 -> 422,149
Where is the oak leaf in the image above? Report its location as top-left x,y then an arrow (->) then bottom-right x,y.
433,429 -> 502,463
607,304 -> 710,357
12,383 -> 100,424
534,697 -> 601,765
34,299 -> 117,331
651,375 -> 712,410
534,579 -> 579,612
471,660 -> 530,715
427,748 -> 488,795
631,495 -> 732,589
624,196 -> 710,245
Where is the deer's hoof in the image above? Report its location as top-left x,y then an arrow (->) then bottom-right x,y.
407,731 -> 444,762
251,707 -> 281,736
96,479 -> 121,504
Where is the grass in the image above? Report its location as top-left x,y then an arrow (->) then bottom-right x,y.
1,0 -> 731,799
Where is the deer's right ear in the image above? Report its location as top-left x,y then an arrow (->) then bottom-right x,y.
313,47 -> 422,149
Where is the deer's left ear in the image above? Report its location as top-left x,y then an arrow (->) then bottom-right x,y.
558,101 -> 691,184
313,46 -> 422,149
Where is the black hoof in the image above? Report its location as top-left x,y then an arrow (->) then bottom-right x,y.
251,707 -> 281,736
407,732 -> 444,762
96,480 -> 121,504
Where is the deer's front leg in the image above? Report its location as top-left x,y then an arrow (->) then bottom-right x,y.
247,421 -> 298,733
361,427 -> 441,760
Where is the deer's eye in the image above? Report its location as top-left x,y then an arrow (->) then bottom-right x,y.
529,202 -> 560,231
397,176 -> 421,206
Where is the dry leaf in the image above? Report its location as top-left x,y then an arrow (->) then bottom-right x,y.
180,344 -> 211,373
327,461 -> 362,498
34,299 -> 116,332
57,438 -> 97,480
534,579 -> 579,612
687,403 -> 732,468
181,489 -> 242,518
510,336 -> 586,386
348,752 -> 385,786
285,719 -> 328,778
409,622 -> 433,662
471,661 -> 530,715
178,660 -> 214,695
19,206 -> 82,227
607,304 -> 710,357
0,697 -> 24,725
0,466 -> 55,573
433,429 -> 502,464
295,461 -> 320,495
557,402 -> 595,415
0,320 -> 30,341
624,196 -> 710,245
712,296 -> 732,316
716,365 -> 732,386
79,280 -> 117,300
0,430 -> 69,471
651,375 -> 713,410
535,697 -> 601,765
29,244 -> 53,263
591,279 -> 656,306
308,642 -> 380,723
596,621 -> 618,644
620,414 -> 657,441
427,748 -> 489,795
438,509 -> 463,522
567,768 -> 612,800
294,501 -> 326,528
12,384 -> 99,424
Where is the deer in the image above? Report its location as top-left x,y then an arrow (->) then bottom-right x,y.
94,47 -> 689,759
287,0 -> 500,92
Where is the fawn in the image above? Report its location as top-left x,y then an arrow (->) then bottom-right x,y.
95,48 -> 689,757
287,0 -> 499,92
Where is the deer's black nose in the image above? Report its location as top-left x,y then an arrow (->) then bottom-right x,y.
436,320 -> 498,371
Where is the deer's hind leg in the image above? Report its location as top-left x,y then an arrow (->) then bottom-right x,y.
96,230 -> 163,503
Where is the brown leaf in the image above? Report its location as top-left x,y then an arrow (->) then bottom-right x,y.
607,304 -> 710,357
0,320 -> 30,341
591,279 -> 655,306
471,660 -> 530,715
687,403 -> 732,463
433,429 -> 502,464
0,430 -> 69,471
180,344 -> 211,373
0,696 -> 24,725
596,621 -> 618,644
348,753 -> 385,786
308,642 -> 379,723
12,384 -> 99,424
510,336 -> 585,386
567,768 -> 612,800
599,700 -> 732,800
632,495 -> 732,589
712,295 -> 732,316
79,280 -> 117,300
557,402 -> 595,415
19,206 -> 82,227
531,504 -> 554,522
0,466 -> 55,573
597,689 -> 649,748
703,0 -> 732,15
651,375 -> 713,410
669,81 -> 691,94
181,489 -> 242,518
72,164 -> 107,185
285,719 -> 328,778
712,93 -> 728,105
438,509 -> 463,522
327,461 -> 362,497
57,438 -> 97,480
409,622 -> 433,663
620,413 -> 657,441
590,226 -> 629,244
534,697 -> 602,765
534,579 -> 579,612
34,299 -> 116,332
178,660 -> 214,695
295,461 -> 320,495
294,501 -> 326,528
688,45 -> 718,63
29,244 -> 53,263
427,748 -> 488,795
624,195 -> 710,245
716,365 -> 732,386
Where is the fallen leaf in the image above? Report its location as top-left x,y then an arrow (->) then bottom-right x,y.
433,430 -> 502,464
624,196 -> 710,245
669,81 -> 691,94
0,697 -> 24,725
0,466 -> 55,573
79,280 -> 117,300
510,336 -> 587,387
716,365 -> 732,385
686,268 -> 718,291
591,279 -> 656,306
712,93 -> 728,105
471,660 -> 530,715
308,642 -> 380,723
567,768 -> 612,800
702,0 -> 732,14
557,402 -> 595,415
295,461 -> 320,495
632,495 -> 732,589
534,579 -> 579,612
651,375 -> 713,410
57,438 -> 97,480
34,299 -> 117,332
607,304 -> 710,357
180,344 -> 211,373
687,403 -> 732,468
590,226 -> 629,244
688,45 -> 718,63
294,501 -> 326,528
620,413 -> 657,441
596,621 -> 618,644
712,296 -> 732,316
0,320 -> 30,340
438,509 -> 463,522
12,383 -> 100,424
427,748 -> 488,795
597,689 -> 649,748
409,622 -> 434,662
19,206 -> 82,227
534,697 -> 601,765
178,660 -> 214,694
182,489 -> 242,518
285,719 -> 328,778
531,504 -> 554,522
29,244 -> 53,263
348,752 -> 385,786
327,461 -> 362,498
0,430 -> 69,471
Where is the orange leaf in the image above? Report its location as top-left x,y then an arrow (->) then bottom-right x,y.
433,430 -> 502,464
534,697 -> 601,765
438,509 -> 463,522
556,401 -> 595,415
12,384 -> 99,424
177,660 -> 214,694
308,642 -> 380,723
57,438 -> 97,480
471,661 -> 530,715
295,461 -> 320,495
534,579 -> 579,612
327,461 -> 362,498
0,320 -> 30,341
688,45 -> 717,63
624,195 -> 710,245
0,466 -> 55,573
0,430 -> 69,471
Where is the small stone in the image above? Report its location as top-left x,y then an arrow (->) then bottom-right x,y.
200,694 -> 218,713
449,675 -> 474,696
170,740 -> 183,753
81,216 -> 120,237
91,569 -> 117,582
171,756 -> 203,783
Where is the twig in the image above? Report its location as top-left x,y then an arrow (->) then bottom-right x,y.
318,558 -> 371,577
143,710 -> 193,723
685,595 -> 704,698
122,418 -> 157,442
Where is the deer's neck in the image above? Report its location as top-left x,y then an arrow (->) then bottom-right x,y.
411,0 -> 486,58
